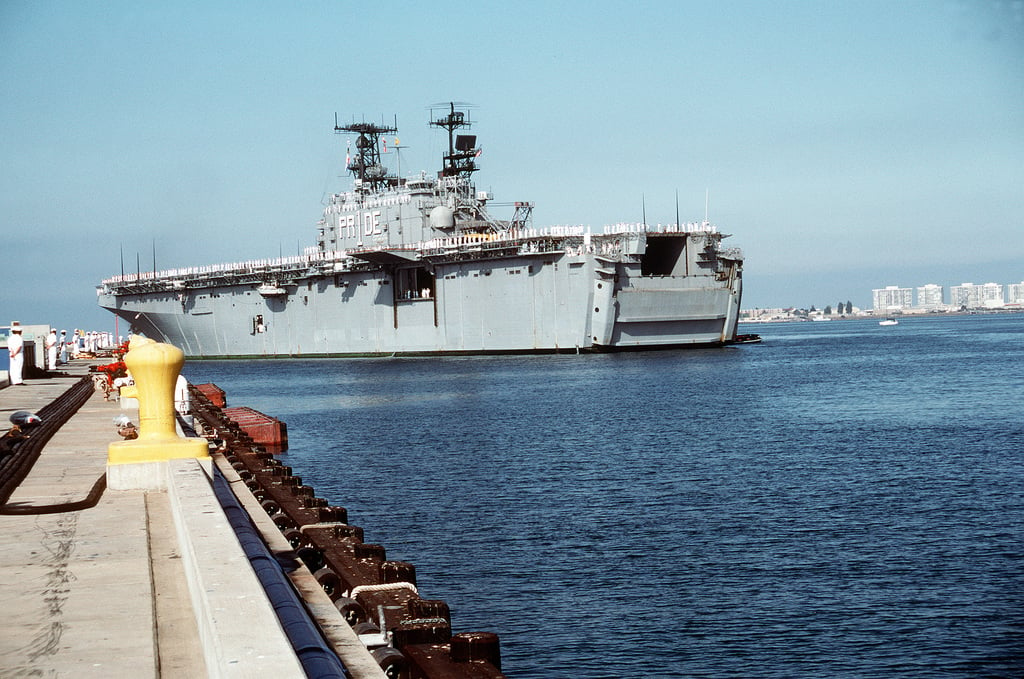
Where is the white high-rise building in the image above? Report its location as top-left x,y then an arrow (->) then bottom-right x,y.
872,285 -> 913,312
1008,282 -> 1024,305
950,282 -> 1005,309
916,283 -> 945,309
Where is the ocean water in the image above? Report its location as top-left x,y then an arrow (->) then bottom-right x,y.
183,314 -> 1024,677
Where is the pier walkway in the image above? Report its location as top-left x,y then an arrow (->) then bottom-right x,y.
0,363 -> 383,678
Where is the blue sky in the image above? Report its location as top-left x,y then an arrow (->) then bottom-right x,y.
2,1 -> 1021,330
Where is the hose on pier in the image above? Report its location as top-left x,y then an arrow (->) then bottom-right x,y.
0,376 -> 95,506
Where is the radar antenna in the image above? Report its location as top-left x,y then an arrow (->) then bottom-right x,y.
429,102 -> 480,178
333,115 -> 398,193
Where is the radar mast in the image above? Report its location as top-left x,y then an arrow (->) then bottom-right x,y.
430,102 -> 480,179
334,117 -> 398,193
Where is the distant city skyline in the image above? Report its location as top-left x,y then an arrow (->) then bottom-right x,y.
872,279 -> 1023,312
744,275 -> 1024,315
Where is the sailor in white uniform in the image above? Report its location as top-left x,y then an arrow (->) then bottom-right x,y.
7,324 -> 24,385
46,329 -> 57,370
59,330 -> 68,364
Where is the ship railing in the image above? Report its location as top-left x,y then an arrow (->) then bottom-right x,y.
101,250 -> 353,288
411,227 -> 581,257
602,221 -> 718,235
410,225 -> 650,259
101,221 -> 726,290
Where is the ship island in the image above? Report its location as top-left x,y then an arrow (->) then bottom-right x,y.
97,103 -> 745,357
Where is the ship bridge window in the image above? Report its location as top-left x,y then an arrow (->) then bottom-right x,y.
396,267 -> 435,300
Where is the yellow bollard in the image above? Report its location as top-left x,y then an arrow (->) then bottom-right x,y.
108,339 -> 208,468
128,335 -> 156,350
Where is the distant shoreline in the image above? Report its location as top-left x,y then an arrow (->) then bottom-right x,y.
740,308 -> 1024,323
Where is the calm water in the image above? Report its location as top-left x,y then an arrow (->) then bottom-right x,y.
184,314 -> 1024,677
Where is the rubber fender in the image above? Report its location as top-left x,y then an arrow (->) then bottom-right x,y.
283,528 -> 310,549
351,621 -> 380,636
332,596 -> 367,625
296,546 -> 325,572
313,568 -> 343,601
210,470 -> 347,678
273,514 -> 297,530
371,647 -> 409,679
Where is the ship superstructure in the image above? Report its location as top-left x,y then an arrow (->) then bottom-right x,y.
97,104 -> 744,357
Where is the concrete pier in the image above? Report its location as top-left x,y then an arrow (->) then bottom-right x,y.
0,363 -> 384,678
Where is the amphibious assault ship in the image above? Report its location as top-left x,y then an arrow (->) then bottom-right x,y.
97,104 -> 744,357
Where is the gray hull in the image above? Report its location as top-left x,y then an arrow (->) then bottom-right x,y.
99,233 -> 743,358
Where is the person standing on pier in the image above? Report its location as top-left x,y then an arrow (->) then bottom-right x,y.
59,330 -> 68,364
7,323 -> 24,385
46,328 -> 57,370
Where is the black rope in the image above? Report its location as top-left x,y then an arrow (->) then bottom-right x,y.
0,377 -> 95,505
0,472 -> 107,515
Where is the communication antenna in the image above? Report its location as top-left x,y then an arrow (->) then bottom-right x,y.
429,102 -> 480,178
333,113 -> 398,193
392,136 -> 408,177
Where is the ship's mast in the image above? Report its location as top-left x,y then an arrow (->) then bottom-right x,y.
334,116 -> 398,193
430,102 -> 480,179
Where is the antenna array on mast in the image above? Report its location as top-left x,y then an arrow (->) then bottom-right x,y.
333,115 -> 398,193
430,102 -> 480,178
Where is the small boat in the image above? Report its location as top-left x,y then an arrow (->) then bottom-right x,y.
730,333 -> 762,344
879,318 -> 898,326
257,282 -> 288,297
